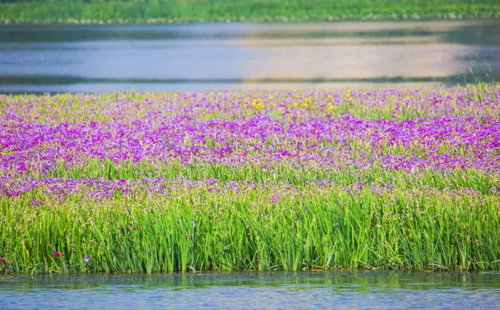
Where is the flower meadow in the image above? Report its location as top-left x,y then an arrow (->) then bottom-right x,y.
0,85 -> 499,273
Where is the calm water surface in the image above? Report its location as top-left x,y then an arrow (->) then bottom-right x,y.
0,20 -> 498,93
1,271 -> 499,309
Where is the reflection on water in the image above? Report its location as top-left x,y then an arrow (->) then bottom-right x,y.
0,272 -> 499,309
0,20 -> 498,93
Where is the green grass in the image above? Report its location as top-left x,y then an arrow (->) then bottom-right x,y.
38,160 -> 500,195
2,179 -> 499,273
0,0 -> 499,24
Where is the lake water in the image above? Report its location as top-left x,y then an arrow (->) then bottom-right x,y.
0,19 -> 498,93
1,271 -> 499,309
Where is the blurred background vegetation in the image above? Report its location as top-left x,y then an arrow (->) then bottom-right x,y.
0,0 -> 499,23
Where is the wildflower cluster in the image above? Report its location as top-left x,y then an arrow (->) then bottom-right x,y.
0,85 -> 498,273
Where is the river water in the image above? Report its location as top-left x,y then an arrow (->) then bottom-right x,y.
1,271 -> 499,309
0,19 -> 498,93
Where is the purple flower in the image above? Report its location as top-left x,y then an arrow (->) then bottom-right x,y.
82,256 -> 92,263
191,220 -> 199,227
0,257 -> 6,265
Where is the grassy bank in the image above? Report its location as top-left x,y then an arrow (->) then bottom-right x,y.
0,85 -> 499,273
0,0 -> 499,24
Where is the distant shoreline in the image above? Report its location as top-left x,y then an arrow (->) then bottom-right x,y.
1,0 -> 499,24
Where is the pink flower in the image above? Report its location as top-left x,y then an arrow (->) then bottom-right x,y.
53,252 -> 63,257
0,257 -> 6,264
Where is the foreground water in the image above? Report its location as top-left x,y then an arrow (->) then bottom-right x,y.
0,20 -> 498,93
1,272 -> 499,309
